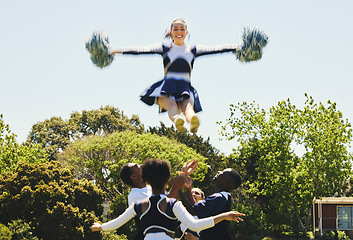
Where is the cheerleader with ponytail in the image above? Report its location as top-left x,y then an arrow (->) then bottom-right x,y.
86,18 -> 268,134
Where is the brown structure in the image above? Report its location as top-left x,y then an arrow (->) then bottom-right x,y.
313,197 -> 353,237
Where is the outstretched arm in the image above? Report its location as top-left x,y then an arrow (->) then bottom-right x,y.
90,205 -> 136,232
173,201 -> 245,232
195,44 -> 241,57
112,43 -> 164,56
213,211 -> 245,224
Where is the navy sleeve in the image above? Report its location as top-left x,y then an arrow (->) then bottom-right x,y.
193,193 -> 226,218
195,44 -> 238,57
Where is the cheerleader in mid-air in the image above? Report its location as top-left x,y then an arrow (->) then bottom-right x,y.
86,18 -> 268,134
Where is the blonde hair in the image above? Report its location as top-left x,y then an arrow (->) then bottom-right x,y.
164,18 -> 188,39
192,187 -> 205,199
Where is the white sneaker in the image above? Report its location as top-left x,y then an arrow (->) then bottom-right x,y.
190,115 -> 200,134
174,117 -> 186,132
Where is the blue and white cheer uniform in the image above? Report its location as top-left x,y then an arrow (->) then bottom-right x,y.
101,194 -> 216,240
121,43 -> 238,113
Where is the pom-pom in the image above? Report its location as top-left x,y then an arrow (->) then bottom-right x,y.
235,26 -> 269,63
85,32 -> 114,68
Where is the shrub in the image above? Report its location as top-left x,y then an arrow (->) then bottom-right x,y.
102,232 -> 128,240
326,230 -> 351,240
7,219 -> 38,240
0,161 -> 105,240
0,224 -> 12,240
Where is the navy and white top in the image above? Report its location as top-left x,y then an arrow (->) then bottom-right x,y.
194,191 -> 232,240
134,194 -> 179,235
101,194 -> 215,240
121,43 -> 238,113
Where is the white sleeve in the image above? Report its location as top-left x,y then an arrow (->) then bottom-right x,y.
128,194 -> 135,206
121,43 -> 164,55
101,205 -> 136,231
128,187 -> 151,206
128,191 -> 142,206
172,201 -> 215,232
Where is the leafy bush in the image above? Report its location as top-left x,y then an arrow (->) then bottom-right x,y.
102,232 -> 128,240
324,230 -> 351,240
0,224 -> 12,240
0,114 -> 48,174
7,219 -> 38,240
0,161 -> 105,240
230,201 -> 266,239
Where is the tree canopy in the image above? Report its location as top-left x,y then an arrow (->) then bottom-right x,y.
57,130 -> 208,202
0,114 -> 48,174
218,95 -> 353,234
26,105 -> 144,160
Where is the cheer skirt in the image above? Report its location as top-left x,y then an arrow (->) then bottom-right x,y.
140,78 -> 202,113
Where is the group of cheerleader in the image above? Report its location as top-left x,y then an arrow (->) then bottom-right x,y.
91,158 -> 244,240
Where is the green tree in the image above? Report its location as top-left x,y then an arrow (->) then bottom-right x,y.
218,95 -> 353,235
25,116 -> 74,160
26,105 -> 145,160
0,114 -> 48,173
57,131 -> 208,202
0,161 -> 105,240
70,105 -> 144,136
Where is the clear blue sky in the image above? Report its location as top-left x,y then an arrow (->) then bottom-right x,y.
1,0 -> 352,155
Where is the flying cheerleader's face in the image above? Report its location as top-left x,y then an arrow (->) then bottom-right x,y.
170,23 -> 188,45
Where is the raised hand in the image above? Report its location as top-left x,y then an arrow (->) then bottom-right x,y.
171,175 -> 188,190
168,175 -> 188,198
180,159 -> 198,176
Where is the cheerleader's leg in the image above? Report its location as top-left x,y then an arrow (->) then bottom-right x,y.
178,98 -> 194,123
158,96 -> 186,132
178,98 -> 199,134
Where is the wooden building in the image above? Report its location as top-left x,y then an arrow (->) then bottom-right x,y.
313,197 -> 353,237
